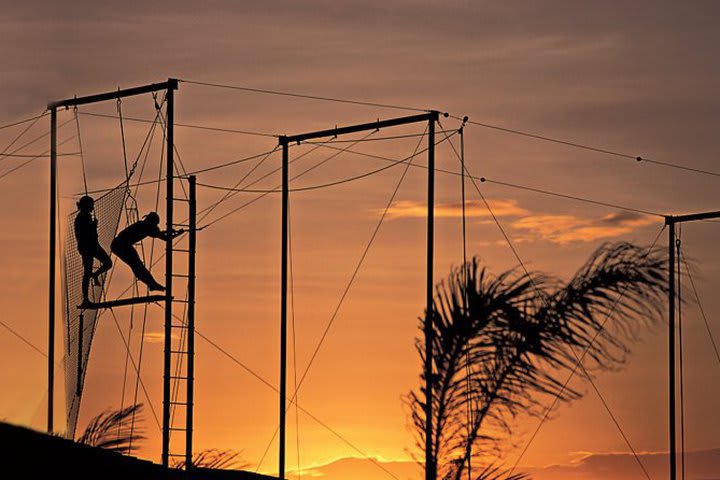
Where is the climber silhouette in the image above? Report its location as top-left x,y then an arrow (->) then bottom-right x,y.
111,212 -> 183,291
75,195 -> 113,306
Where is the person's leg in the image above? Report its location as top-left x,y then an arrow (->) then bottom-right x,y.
91,245 -> 112,284
123,246 -> 164,291
81,253 -> 93,303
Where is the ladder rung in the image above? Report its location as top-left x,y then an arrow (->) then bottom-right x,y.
174,249 -> 191,253
169,375 -> 189,380
173,223 -> 190,227
170,350 -> 188,355
172,273 -> 190,278
169,401 -> 193,406
169,427 -> 186,431
172,298 -> 191,304
171,324 -> 189,329
172,197 -> 190,202
168,453 -> 187,457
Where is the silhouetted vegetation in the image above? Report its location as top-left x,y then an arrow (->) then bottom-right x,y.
172,448 -> 248,470
408,242 -> 667,480
76,404 -> 145,454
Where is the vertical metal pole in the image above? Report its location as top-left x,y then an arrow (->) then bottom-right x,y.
425,116 -> 436,480
162,86 -> 174,468
668,219 -> 676,480
186,176 -> 196,471
280,139 -> 289,480
77,313 -> 83,396
48,107 -> 57,434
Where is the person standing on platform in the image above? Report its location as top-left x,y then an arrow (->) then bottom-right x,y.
75,195 -> 112,307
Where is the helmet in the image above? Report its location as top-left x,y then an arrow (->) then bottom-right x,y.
77,195 -> 94,211
144,211 -> 160,225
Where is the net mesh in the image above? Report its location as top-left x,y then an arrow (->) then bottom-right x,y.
62,184 -> 127,439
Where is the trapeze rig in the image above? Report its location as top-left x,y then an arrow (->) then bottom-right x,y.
47,79 -> 197,469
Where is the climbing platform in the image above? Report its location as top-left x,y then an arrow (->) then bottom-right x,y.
77,295 -> 167,310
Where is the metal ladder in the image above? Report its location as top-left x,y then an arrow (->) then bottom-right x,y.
163,175 -> 196,470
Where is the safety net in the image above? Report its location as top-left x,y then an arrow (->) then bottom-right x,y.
61,183 -> 127,438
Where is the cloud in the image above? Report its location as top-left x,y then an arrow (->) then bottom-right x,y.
382,199 -> 527,220
511,211 -> 657,244
143,332 -> 179,344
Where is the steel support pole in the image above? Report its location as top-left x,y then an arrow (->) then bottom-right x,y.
77,313 -> 83,396
48,107 -> 57,434
187,175 -> 196,470
668,221 -> 676,480
162,85 -> 175,468
425,117 -> 436,480
280,140 -> 289,480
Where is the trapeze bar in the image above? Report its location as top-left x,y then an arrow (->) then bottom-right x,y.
48,79 -> 179,110
665,211 -> 720,224
280,111 -> 440,145
77,295 -> 168,310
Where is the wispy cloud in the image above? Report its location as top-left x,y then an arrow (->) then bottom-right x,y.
143,332 -> 179,344
382,199 -> 527,220
511,211 -> 657,244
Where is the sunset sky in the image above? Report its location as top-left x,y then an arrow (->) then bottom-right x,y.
1,2 -> 720,479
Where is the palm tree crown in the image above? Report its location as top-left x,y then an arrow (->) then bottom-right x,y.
408,242 -> 667,480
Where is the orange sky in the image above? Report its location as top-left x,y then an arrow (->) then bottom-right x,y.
1,2 -> 720,479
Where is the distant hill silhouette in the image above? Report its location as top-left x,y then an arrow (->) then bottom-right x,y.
0,421 -> 276,480
282,451 -> 720,480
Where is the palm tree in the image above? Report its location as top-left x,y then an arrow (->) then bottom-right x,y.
407,242 -> 667,480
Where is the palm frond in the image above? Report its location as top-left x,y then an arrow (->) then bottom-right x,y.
172,448 -> 248,470
76,403 -> 145,453
408,242 -> 667,480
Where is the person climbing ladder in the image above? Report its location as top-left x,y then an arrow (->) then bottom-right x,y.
75,195 -> 113,306
111,211 -> 184,291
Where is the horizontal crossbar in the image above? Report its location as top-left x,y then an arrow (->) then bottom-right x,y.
49,79 -> 178,109
665,211 -> 720,224
280,111 -> 439,144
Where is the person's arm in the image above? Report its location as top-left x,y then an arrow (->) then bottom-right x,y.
164,228 -> 185,240
149,226 -> 185,241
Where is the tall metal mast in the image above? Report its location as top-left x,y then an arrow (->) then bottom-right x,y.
664,210 -> 720,480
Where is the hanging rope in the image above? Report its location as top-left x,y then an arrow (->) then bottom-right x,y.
681,256 -> 720,369
437,118 -> 653,480
130,98 -> 166,450
99,93 -> 166,448
254,126 -> 429,473
117,99 -> 130,182
117,98 -> 140,225
676,228 -> 686,480
122,98 -> 163,449
289,213 -> 302,480
73,106 -> 89,195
